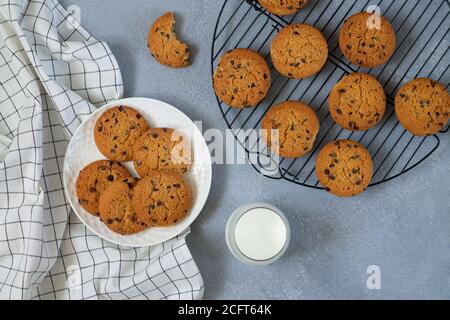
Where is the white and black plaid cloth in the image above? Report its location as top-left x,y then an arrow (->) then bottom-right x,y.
0,0 -> 203,299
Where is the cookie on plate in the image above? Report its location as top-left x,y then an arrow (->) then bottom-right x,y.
271,24 -> 328,79
94,106 -> 150,162
262,100 -> 320,158
329,73 -> 386,131
213,48 -> 271,109
99,177 -> 149,235
316,140 -> 373,197
339,12 -> 396,68
258,0 -> 308,15
395,78 -> 450,136
148,12 -> 190,68
76,160 -> 132,216
132,170 -> 191,227
133,128 -> 191,177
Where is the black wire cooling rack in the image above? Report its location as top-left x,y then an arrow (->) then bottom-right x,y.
211,0 -> 450,189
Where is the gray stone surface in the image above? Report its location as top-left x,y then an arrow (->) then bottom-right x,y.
60,0 -> 450,299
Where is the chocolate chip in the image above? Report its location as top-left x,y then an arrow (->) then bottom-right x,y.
107,219 -> 113,224
152,133 -> 158,139
339,89 -> 347,94
118,106 -> 124,112
173,183 -> 181,188
97,126 -> 103,132
89,187 -> 96,193
107,175 -> 114,182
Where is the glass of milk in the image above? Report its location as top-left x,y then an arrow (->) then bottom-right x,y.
225,202 -> 290,266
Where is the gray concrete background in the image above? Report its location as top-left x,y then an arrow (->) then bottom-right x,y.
60,0 -> 450,299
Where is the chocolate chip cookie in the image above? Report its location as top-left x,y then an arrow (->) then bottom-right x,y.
329,73 -> 386,131
76,160 -> 132,216
395,78 -> 450,136
148,12 -> 190,68
271,23 -> 328,79
339,12 -> 396,68
99,178 -> 149,235
316,140 -> 373,197
94,106 -> 150,162
133,128 -> 191,177
132,170 -> 191,227
258,0 -> 308,16
262,100 -> 320,158
213,48 -> 271,109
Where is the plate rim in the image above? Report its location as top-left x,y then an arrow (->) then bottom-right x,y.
63,97 -> 212,247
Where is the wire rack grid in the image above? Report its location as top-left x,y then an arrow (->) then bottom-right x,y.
211,0 -> 450,189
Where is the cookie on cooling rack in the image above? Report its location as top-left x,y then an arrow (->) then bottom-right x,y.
395,78 -> 450,136
133,170 -> 191,227
94,106 -> 150,162
271,23 -> 328,79
339,12 -> 396,68
99,178 -> 149,235
316,140 -> 373,197
213,48 -> 271,109
133,128 -> 191,177
148,12 -> 190,68
329,73 -> 386,131
76,160 -> 132,216
258,0 -> 308,15
262,100 -> 320,158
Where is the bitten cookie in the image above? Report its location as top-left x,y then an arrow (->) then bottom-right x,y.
258,0 -> 308,15
132,171 -> 191,227
99,178 -> 149,235
339,12 -> 396,68
148,12 -> 190,68
94,106 -> 150,162
395,78 -> 450,136
262,101 -> 320,158
329,73 -> 386,131
213,48 -> 271,109
271,24 -> 328,79
76,160 -> 132,216
133,128 -> 191,177
316,140 -> 373,197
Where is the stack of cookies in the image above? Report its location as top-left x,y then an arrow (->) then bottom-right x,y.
76,106 -> 192,235
213,4 -> 450,197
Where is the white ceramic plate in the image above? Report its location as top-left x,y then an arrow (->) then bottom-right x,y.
63,98 -> 212,247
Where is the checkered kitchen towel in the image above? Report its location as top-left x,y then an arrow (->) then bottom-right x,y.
0,0 -> 203,299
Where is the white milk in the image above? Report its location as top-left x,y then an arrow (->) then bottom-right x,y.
234,208 -> 287,261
